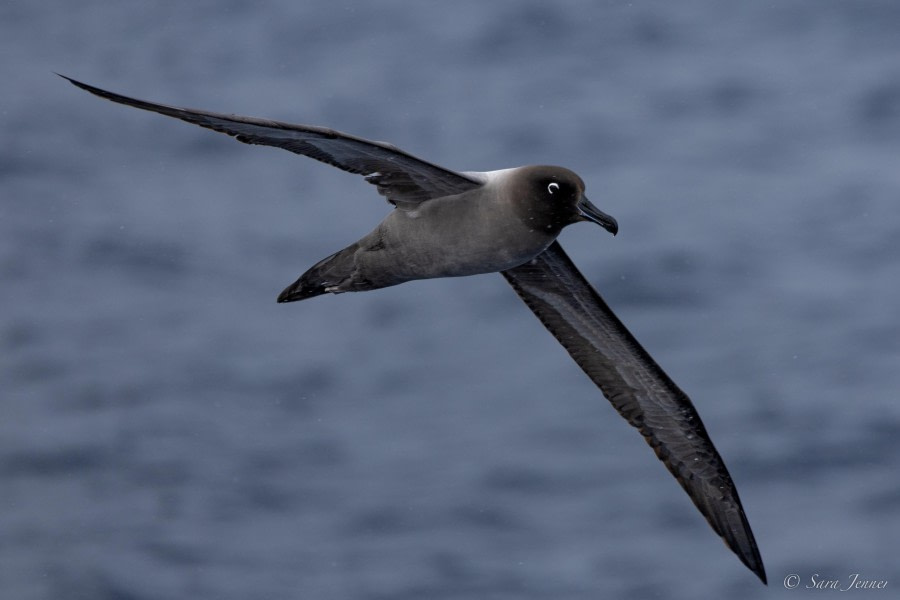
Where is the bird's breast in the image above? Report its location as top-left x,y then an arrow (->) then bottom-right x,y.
362,197 -> 557,283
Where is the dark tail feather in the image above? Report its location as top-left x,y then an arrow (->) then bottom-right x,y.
276,243 -> 362,303
277,275 -> 328,303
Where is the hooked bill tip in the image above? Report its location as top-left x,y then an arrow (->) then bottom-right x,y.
577,196 -> 618,235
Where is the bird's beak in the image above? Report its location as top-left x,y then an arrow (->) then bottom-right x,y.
577,196 -> 618,235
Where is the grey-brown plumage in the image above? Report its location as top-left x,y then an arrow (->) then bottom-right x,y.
277,165 -> 609,301
62,74 -> 765,584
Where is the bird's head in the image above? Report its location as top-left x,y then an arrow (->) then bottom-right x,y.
513,165 -> 618,236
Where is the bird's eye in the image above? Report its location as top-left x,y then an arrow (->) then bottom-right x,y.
547,182 -> 560,195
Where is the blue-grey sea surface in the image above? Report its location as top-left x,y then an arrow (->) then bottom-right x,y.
2,1 -> 899,598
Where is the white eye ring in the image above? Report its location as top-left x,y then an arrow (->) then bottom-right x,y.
547,182 -> 560,194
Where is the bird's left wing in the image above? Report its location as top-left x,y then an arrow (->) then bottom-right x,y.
501,241 -> 766,584
60,75 -> 482,208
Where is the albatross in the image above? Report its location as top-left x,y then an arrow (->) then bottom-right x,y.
61,75 -> 766,584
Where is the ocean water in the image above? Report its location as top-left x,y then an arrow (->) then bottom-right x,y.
2,1 -> 899,598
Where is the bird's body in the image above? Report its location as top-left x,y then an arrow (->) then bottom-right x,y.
62,75 -> 766,584
280,167 -> 587,300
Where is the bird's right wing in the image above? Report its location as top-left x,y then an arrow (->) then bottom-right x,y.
501,241 -> 766,584
60,75 -> 483,208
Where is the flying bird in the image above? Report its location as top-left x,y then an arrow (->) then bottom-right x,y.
61,74 -> 766,584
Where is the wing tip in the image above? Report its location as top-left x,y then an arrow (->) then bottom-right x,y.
731,540 -> 767,584
56,72 -> 93,93
738,541 -> 767,585
57,73 -> 129,106
719,504 -> 767,584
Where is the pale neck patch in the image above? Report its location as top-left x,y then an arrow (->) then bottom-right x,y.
461,167 -> 518,187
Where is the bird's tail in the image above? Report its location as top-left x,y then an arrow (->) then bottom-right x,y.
276,243 -> 361,303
